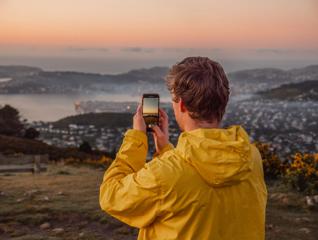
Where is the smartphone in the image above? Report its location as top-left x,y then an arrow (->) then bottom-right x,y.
142,93 -> 160,132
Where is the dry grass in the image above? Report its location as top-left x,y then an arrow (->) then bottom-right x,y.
0,164 -> 317,240
0,164 -> 137,240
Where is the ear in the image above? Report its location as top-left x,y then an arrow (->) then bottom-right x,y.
179,99 -> 187,113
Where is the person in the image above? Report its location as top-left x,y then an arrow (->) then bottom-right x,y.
99,56 -> 267,240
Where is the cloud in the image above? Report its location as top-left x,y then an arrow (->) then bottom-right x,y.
160,47 -> 223,53
65,47 -> 109,52
253,48 -> 295,55
121,47 -> 155,53
252,48 -> 318,56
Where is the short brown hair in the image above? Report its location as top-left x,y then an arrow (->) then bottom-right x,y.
165,56 -> 230,123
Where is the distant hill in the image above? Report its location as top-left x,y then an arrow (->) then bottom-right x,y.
52,112 -> 133,129
0,65 -> 42,78
227,65 -> 318,95
257,80 -> 318,101
0,64 -> 318,95
228,65 -> 318,82
0,65 -> 169,94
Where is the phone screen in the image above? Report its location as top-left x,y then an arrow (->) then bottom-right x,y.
143,95 -> 159,130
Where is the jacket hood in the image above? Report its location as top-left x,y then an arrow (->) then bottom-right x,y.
176,125 -> 253,187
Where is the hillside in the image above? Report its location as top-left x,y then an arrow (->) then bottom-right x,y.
1,64 -> 318,95
0,65 -> 42,78
257,80 -> 318,101
227,65 -> 318,95
0,164 -> 317,240
52,112 -> 133,129
0,134 -> 107,161
228,65 -> 318,83
0,65 -> 169,94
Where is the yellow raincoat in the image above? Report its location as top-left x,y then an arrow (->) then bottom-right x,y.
99,125 -> 267,240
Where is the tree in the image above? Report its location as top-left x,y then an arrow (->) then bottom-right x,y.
109,147 -> 117,159
79,141 -> 92,153
0,105 -> 24,136
24,127 -> 40,139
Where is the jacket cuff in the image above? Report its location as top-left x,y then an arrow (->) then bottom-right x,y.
153,142 -> 174,158
124,129 -> 148,147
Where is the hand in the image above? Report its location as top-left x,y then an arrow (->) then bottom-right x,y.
151,108 -> 170,153
133,104 -> 146,133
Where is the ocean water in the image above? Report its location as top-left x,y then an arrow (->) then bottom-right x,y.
0,93 -> 172,121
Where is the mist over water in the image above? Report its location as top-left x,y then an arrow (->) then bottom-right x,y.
0,48 -> 318,74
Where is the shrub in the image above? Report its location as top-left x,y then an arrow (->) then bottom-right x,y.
79,141 -> 92,154
284,153 -> 318,194
254,142 -> 286,180
24,127 -> 40,139
0,104 -> 24,136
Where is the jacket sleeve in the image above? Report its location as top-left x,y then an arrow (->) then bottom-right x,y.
152,142 -> 174,158
99,129 -> 162,228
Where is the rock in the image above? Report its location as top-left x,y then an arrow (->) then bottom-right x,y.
24,189 -> 39,197
271,193 -> 287,201
281,196 -> 289,205
299,227 -> 311,234
0,191 -> 6,197
43,196 -> 50,201
57,191 -> 64,196
269,193 -> 279,200
40,222 -> 51,230
313,195 -> 318,203
16,198 -> 24,203
278,193 -> 288,200
52,228 -> 64,234
302,217 -> 311,223
294,217 -> 311,223
266,224 -> 274,230
305,196 -> 315,207
79,232 -> 85,238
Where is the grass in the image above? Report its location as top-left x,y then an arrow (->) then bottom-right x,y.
0,164 -> 317,240
0,164 -> 137,240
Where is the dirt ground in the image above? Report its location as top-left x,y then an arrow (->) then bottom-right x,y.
0,163 -> 317,240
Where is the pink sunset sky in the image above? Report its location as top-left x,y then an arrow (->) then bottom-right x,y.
0,0 -> 317,73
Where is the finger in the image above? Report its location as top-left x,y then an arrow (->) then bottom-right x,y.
152,132 -> 157,140
159,108 -> 168,120
152,125 -> 163,136
159,108 -> 165,117
136,104 -> 142,116
159,112 -> 168,126
152,132 -> 158,148
159,116 -> 165,126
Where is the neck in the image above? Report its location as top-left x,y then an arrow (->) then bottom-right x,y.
183,119 -> 220,132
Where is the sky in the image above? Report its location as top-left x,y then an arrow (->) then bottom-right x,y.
0,0 -> 317,73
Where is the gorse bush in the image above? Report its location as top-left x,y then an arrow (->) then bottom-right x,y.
254,142 -> 286,180
255,142 -> 318,194
285,153 -> 318,194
